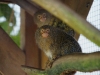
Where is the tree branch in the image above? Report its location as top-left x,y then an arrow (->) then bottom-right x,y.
21,65 -> 45,75
52,52 -> 100,72
22,52 -> 100,75
30,0 -> 100,46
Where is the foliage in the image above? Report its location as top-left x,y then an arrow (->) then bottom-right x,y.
10,31 -> 20,47
0,3 -> 20,47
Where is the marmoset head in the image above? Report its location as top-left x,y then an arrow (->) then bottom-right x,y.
40,28 -> 50,38
34,9 -> 52,27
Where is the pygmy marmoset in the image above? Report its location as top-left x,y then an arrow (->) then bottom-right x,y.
35,25 -> 82,60
35,25 -> 82,75
34,9 -> 75,37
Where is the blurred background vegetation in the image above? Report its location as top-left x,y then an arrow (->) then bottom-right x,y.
0,3 -> 20,47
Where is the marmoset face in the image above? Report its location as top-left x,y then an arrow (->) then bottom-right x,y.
34,9 -> 52,27
40,28 -> 50,38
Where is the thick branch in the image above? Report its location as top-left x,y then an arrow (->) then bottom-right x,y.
31,0 -> 100,46
22,66 -> 45,75
22,52 -> 100,75
52,52 -> 100,73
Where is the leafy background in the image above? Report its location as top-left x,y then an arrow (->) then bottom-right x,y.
0,4 -> 20,47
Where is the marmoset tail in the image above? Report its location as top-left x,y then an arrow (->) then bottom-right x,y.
34,9 -> 75,37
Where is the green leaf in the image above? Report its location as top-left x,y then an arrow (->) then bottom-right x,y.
0,21 -> 14,34
0,4 -> 20,47
0,11 -> 3,17
10,32 -> 20,47
0,4 -> 16,25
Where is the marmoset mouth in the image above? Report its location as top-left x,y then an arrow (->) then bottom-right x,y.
40,17 -> 46,22
42,33 -> 49,38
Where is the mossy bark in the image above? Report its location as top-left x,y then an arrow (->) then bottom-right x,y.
22,52 -> 100,75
